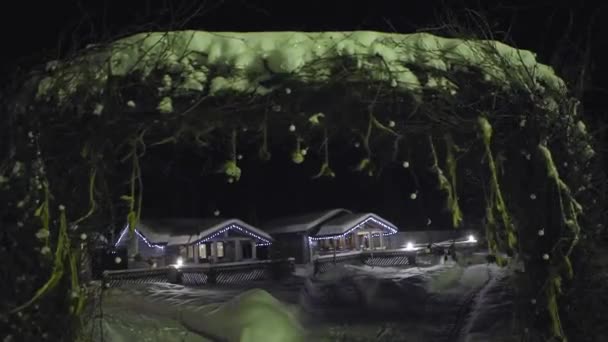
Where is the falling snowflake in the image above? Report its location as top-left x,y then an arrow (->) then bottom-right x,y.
36,229 -> 50,239
93,103 -> 104,115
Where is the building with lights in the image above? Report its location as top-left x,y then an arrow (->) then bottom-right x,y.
263,209 -> 399,263
114,218 -> 273,267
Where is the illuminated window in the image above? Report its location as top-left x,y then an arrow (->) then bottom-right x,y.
198,244 -> 207,259
217,242 -> 224,258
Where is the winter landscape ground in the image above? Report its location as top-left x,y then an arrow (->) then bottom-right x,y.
87,252 -> 520,342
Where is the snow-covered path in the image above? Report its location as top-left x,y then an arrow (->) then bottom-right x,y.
91,259 -> 521,341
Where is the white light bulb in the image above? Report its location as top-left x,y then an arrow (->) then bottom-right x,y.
285,88 -> 291,94
406,242 -> 414,251
59,204 -> 65,211
227,177 -> 234,183
410,192 -> 417,200
214,210 -> 220,216
301,148 -> 308,156
388,120 -> 396,128
402,161 -> 410,168
114,257 -> 122,264
237,154 -> 243,160
354,142 -> 360,148
531,298 -> 536,304
538,229 -> 544,236
542,254 -> 549,261
426,218 -> 432,226
289,124 -> 296,132
80,233 -> 87,240
530,194 -> 537,200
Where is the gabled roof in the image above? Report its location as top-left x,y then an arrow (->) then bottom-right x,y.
133,218 -> 273,246
263,208 -> 352,234
314,212 -> 399,238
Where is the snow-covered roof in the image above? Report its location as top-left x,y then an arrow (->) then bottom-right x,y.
263,208 -> 352,234
32,31 -> 566,111
135,218 -> 273,246
314,212 -> 399,237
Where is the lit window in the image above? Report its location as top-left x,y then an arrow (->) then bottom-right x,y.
217,242 -> 224,258
198,244 -> 207,259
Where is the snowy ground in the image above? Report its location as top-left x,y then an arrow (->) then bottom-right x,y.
87,253 -> 522,341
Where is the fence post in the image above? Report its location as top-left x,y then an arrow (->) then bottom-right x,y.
167,267 -> 183,284
206,268 -> 217,284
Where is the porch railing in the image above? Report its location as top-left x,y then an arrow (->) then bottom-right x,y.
103,258 -> 294,288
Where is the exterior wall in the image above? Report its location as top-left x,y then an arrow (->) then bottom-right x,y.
272,233 -> 307,263
384,229 -> 478,249
118,229 -> 271,268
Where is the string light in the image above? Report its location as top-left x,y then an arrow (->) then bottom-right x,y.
135,229 -> 166,249
115,222 -> 272,249
308,216 -> 398,241
114,226 -> 129,247
193,224 -> 272,246
113,225 -> 165,249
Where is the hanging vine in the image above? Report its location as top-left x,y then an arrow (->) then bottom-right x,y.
121,137 -> 144,236
478,116 -> 517,252
428,134 -> 463,229
313,127 -> 335,178
11,205 -> 71,314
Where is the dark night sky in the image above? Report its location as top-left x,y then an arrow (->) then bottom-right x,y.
2,0 -> 605,229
